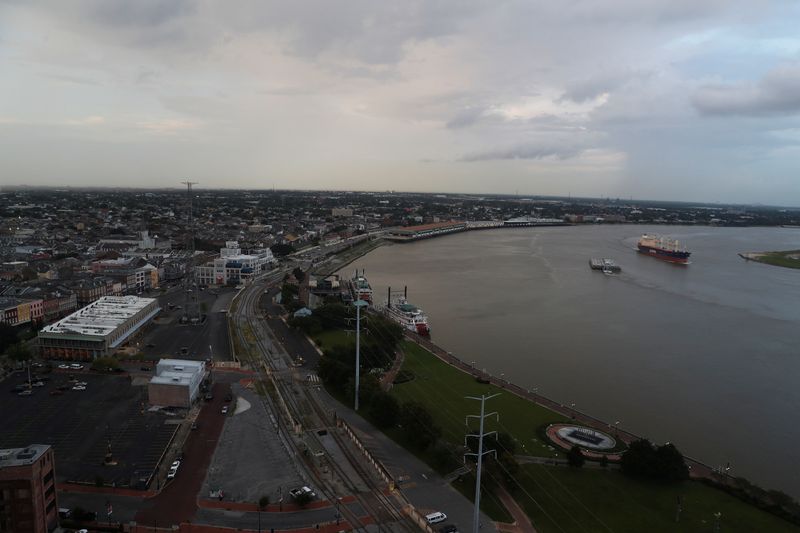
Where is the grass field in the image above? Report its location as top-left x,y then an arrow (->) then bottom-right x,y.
313,329 -> 355,351
391,340 -> 800,532
516,466 -> 800,533
751,250 -> 800,269
391,341 -> 566,460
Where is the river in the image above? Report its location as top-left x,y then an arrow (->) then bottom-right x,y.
339,225 -> 800,497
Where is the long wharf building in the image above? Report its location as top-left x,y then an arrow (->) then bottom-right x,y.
38,296 -> 160,360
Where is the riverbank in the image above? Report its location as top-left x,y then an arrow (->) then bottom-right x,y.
311,237 -> 385,277
739,250 -> 800,269
391,334 -> 800,532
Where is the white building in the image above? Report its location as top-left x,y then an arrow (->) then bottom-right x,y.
38,296 -> 160,360
148,359 -> 206,408
196,241 -> 274,286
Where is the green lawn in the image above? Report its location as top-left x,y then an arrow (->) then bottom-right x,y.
516,465 -> 800,533
391,341 -> 566,459
390,340 -> 800,532
313,329 -> 355,351
755,251 -> 800,269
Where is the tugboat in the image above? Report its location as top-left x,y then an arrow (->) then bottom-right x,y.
637,234 -> 691,264
384,286 -> 430,336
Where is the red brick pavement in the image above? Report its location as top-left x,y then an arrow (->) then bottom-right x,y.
135,381 -> 231,527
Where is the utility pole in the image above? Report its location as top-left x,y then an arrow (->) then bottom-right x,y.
353,299 -> 368,411
181,180 -> 198,324
465,393 -> 499,533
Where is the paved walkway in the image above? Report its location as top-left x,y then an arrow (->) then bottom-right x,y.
135,381 -> 231,527
495,485 -> 537,533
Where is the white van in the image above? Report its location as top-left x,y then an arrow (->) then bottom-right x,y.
425,512 -> 447,524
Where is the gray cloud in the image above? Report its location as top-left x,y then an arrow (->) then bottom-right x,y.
446,107 -> 488,129
693,65 -> 800,116
460,142 -> 584,162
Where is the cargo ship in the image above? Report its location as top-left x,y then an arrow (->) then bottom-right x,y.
349,269 -> 373,303
384,286 -> 430,336
637,234 -> 691,264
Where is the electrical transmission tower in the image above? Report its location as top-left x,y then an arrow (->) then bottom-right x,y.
181,180 -> 200,324
465,393 -> 499,533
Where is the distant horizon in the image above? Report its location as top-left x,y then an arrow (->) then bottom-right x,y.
3,184 -> 800,210
2,3 -> 799,206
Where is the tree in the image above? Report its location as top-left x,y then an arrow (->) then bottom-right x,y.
258,495 -> 270,509
294,491 -> 313,508
621,439 -> 688,481
367,391 -> 400,429
398,401 -> 441,450
292,267 -> 306,283
6,342 -> 31,363
91,357 -> 120,372
0,323 -> 18,354
567,445 -> 585,468
270,243 -> 294,257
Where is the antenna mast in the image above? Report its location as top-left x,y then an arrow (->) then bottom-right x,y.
181,180 -> 199,324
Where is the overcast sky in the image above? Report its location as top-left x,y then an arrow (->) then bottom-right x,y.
2,1 -> 800,204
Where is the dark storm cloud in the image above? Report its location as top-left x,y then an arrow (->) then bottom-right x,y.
693,65 -> 800,116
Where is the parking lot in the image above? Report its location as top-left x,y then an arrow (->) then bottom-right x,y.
0,370 -> 179,489
135,288 -> 235,362
202,382 -> 305,503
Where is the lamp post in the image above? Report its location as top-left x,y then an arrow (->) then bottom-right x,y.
353,299 -> 368,411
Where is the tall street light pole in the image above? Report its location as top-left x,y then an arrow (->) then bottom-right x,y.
353,299 -> 368,411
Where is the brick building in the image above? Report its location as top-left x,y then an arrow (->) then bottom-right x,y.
0,444 -> 58,533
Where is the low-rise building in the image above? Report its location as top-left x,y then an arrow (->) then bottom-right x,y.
196,241 -> 274,286
0,444 -> 58,533
148,359 -> 206,408
38,296 -> 160,360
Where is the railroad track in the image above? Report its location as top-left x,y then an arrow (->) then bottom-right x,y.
231,276 -> 420,532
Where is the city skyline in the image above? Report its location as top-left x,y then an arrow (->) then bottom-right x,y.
2,1 -> 800,204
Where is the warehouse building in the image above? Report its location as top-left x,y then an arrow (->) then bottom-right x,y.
148,359 -> 206,408
385,221 -> 467,242
37,296 -> 160,360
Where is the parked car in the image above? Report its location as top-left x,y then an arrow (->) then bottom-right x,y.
17,389 -> 33,396
32,381 -> 45,387
425,512 -> 447,525
221,406 -> 228,415
69,363 -> 84,370
72,385 -> 86,391
58,364 -> 70,369
439,525 -> 458,533
289,486 -> 316,499
50,389 -> 64,396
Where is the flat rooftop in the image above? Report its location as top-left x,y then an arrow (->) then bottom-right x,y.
151,372 -> 194,386
41,295 -> 157,338
157,359 -> 205,371
0,444 -> 50,468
